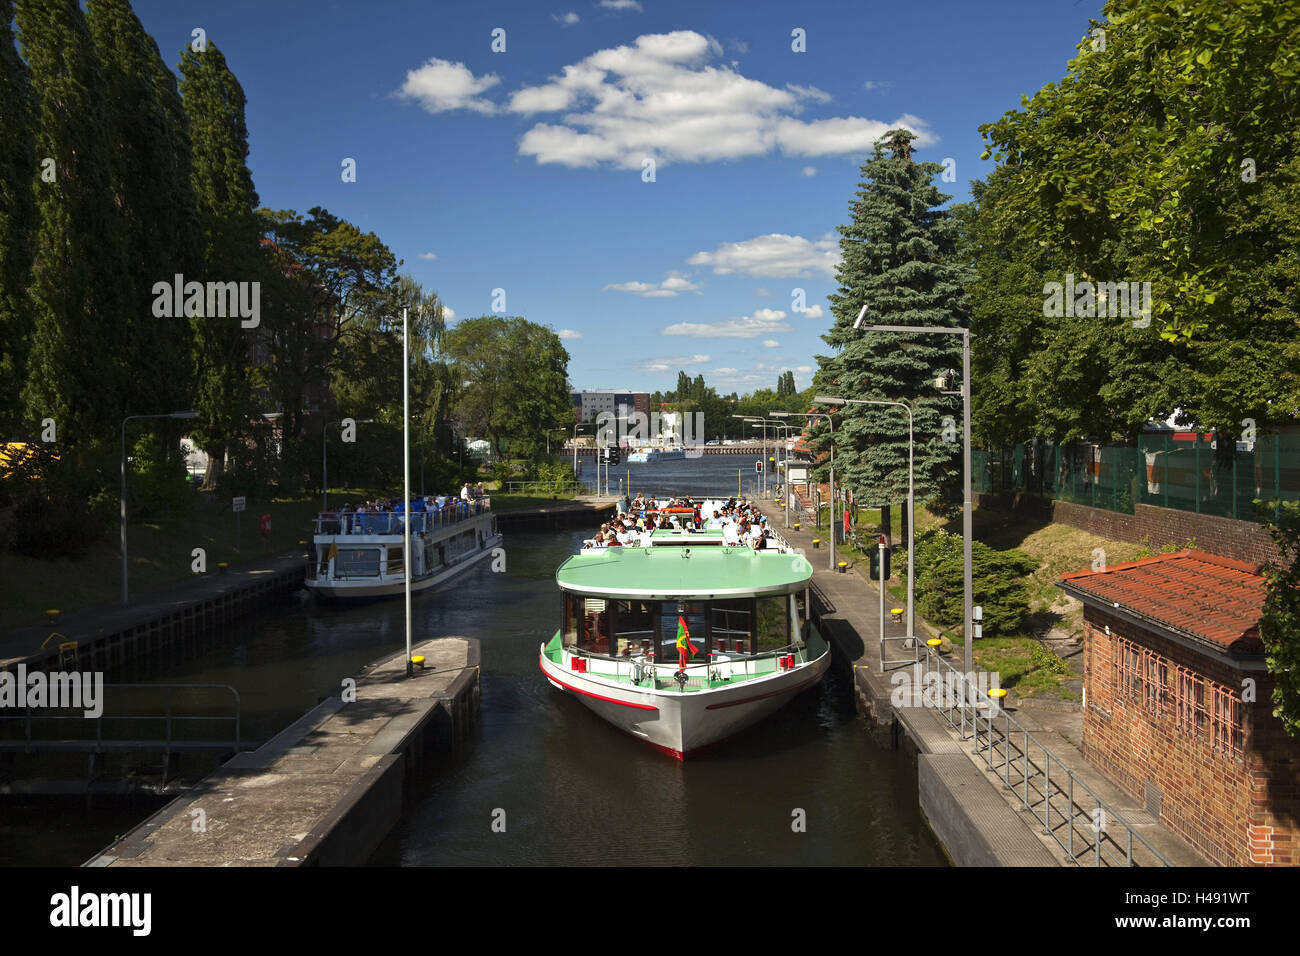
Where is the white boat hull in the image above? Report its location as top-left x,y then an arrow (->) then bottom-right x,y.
306,535 -> 501,600
539,641 -> 831,758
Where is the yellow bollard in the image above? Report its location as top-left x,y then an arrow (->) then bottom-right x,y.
812,537 -> 820,549
411,654 -> 427,670
837,560 -> 848,573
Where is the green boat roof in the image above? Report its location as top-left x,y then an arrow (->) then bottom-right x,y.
556,546 -> 812,599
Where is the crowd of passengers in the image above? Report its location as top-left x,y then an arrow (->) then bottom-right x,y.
583,494 -> 778,550
327,482 -> 487,533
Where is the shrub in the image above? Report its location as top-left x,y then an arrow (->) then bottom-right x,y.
904,528 -> 1039,636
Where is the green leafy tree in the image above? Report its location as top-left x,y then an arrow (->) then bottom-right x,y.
974,0 -> 1299,445
16,0 -> 130,445
179,42 -> 259,489
445,316 -> 571,462
0,0 -> 37,435
87,0 -> 199,418
812,128 -> 967,532
1260,501 -> 1300,738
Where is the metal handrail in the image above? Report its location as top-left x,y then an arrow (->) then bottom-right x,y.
0,683 -> 241,755
912,648 -> 1170,867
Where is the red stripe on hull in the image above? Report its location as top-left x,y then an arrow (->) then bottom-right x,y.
539,655 -> 660,711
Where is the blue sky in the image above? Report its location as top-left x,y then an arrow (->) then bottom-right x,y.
131,0 -> 1106,396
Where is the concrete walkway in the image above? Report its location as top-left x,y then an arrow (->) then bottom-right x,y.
88,637 -> 478,867
767,496 -> 1207,866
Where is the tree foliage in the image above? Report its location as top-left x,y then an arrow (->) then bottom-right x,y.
1260,501 -> 1300,737
971,0 -> 1300,443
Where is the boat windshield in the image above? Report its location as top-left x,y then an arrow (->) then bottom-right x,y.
563,592 -> 803,658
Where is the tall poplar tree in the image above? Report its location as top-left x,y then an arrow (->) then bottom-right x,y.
179,41 -> 259,488
16,0 -> 130,444
87,0 -> 200,419
812,129 -> 967,532
0,0 -> 37,435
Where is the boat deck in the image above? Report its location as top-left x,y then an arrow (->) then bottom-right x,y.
543,631 -> 823,694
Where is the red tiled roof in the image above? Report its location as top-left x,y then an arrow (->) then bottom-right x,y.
1058,550 -> 1265,654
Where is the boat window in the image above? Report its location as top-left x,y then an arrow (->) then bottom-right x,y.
335,548 -> 380,578
756,594 -> 788,650
387,546 -> 404,576
710,599 -> 752,655
795,589 -> 808,642
573,597 -> 609,653
612,600 -> 658,657
660,601 -> 706,664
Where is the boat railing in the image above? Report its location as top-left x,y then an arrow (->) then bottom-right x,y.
563,638 -> 815,692
313,499 -> 490,536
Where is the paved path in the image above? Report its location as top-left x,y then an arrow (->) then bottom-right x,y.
765,496 -> 1207,866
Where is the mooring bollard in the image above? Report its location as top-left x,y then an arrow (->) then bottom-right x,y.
812,537 -> 820,549
411,654 -> 426,670
837,560 -> 848,574
218,562 -> 229,574
45,609 -> 60,625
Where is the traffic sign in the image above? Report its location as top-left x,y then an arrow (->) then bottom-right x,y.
232,496 -> 246,513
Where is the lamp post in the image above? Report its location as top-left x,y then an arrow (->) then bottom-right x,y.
774,410 -> 835,569
768,415 -> 803,528
121,410 -> 200,606
855,316 -> 974,676
322,417 -> 374,511
815,394 -> 915,651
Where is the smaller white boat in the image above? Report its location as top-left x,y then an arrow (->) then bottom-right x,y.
626,447 -> 686,463
305,498 -> 501,601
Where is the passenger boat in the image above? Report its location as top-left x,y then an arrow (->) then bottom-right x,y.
624,447 -> 686,463
305,498 -> 501,600
539,515 -> 830,758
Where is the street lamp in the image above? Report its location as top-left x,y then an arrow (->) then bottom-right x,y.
855,321 -> 974,677
773,410 -> 835,569
121,410 -> 199,606
322,417 -> 375,511
815,394 -> 915,656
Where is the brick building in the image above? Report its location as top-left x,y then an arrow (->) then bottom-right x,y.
1058,550 -> 1298,865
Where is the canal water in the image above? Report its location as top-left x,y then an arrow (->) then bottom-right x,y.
4,457 -> 944,866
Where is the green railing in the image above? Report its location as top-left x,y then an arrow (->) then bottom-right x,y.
974,434 -> 1300,520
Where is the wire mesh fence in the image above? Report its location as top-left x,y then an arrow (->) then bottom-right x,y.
974,433 -> 1300,520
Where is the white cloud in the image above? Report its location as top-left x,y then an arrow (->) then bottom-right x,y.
603,270 -> 701,297
786,83 -> 831,103
399,58 -> 500,114
800,166 -> 817,177
863,80 -> 893,92
443,306 -> 456,321
638,353 -> 710,372
795,365 -> 812,373
417,252 -> 438,260
553,12 -> 580,25
688,233 -> 840,278
504,31 -> 934,168
599,0 -> 642,9
761,339 -> 780,348
799,304 -> 824,319
557,328 -> 583,340
661,309 -> 790,338
754,288 -> 770,296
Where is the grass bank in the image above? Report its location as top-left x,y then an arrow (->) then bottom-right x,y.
0,488 -> 386,630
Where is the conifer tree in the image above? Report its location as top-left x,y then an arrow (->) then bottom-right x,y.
179,41 -> 259,488
0,0 -> 37,435
811,129 -> 968,531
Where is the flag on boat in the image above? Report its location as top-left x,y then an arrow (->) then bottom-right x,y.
676,615 -> 698,657
326,539 -> 338,563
